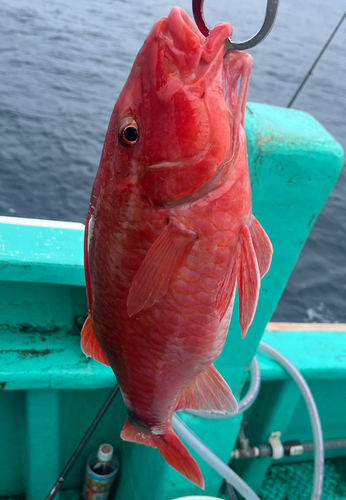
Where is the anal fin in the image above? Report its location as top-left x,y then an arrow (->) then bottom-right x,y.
127,218 -> 197,317
176,364 -> 238,415
81,314 -> 109,366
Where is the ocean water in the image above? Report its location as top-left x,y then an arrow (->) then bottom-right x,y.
0,0 -> 345,323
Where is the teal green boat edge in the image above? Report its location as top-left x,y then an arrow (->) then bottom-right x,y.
0,103 -> 344,500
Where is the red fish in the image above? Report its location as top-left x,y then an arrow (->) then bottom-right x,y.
81,7 -> 272,489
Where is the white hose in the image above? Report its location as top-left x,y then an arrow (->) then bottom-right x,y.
173,341 -> 324,500
172,414 -> 261,500
187,357 -> 261,419
258,341 -> 324,500
238,356 -> 261,414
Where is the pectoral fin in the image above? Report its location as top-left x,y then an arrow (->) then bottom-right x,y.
127,219 -> 197,317
175,364 -> 238,414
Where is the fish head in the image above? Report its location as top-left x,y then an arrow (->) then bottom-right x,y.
96,8 -> 234,206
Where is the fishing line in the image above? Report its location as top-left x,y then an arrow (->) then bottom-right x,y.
45,384 -> 119,500
287,11 -> 346,108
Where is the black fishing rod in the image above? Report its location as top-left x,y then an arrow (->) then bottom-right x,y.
45,384 -> 119,500
287,11 -> 346,108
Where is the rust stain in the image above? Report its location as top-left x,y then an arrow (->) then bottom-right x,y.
256,125 -> 303,154
0,348 -> 63,358
18,324 -> 60,334
0,382 -> 7,390
21,349 -> 52,357
256,133 -> 272,150
19,323 -> 32,332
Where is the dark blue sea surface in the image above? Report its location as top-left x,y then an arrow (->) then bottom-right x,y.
0,0 -> 345,322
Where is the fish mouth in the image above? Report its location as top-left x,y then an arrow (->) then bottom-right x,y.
167,7 -> 233,54
162,8 -> 233,76
167,7 -> 205,53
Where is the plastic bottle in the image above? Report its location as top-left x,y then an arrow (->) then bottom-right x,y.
81,443 -> 119,500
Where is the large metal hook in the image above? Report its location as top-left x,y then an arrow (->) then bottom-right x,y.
192,0 -> 279,51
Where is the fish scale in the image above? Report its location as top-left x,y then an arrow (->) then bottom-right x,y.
91,139 -> 245,421
81,7 -> 272,489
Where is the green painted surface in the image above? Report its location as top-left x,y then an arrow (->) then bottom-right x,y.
259,328 -> 346,381
0,103 -> 344,500
0,329 -> 113,391
0,391 -> 26,497
0,282 -> 86,331
0,218 -> 84,286
25,389 -> 60,500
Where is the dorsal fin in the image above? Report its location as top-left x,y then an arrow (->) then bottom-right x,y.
249,215 -> 273,278
237,224 -> 260,338
215,244 -> 239,321
215,220 -> 268,338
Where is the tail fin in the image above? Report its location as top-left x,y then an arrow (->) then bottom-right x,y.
121,418 -> 204,489
156,427 -> 204,489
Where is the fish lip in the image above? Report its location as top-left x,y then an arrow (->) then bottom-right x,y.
177,8 -> 205,44
167,7 -> 204,51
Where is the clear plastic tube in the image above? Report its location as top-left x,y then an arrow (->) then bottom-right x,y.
258,341 -> 324,500
187,356 -> 261,419
238,356 -> 261,414
172,414 -> 261,500
174,342 -> 323,500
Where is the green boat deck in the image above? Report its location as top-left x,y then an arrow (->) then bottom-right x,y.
0,103 -> 344,500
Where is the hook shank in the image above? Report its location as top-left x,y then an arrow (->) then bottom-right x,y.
193,0 -> 280,51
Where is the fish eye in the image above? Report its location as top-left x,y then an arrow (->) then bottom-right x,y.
118,117 -> 139,147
